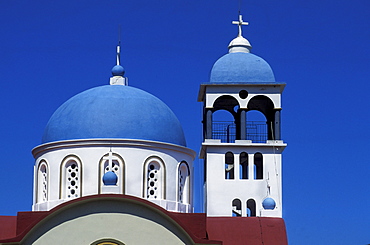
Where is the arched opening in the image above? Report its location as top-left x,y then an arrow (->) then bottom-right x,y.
143,157 -> 166,200
204,95 -> 240,142
246,110 -> 267,143
91,239 -> 125,245
247,199 -> 256,217
232,199 -> 242,217
239,152 -> 248,179
95,243 -> 122,245
225,152 -> 234,179
99,152 -> 125,194
212,109 -> 236,143
37,161 -> 48,203
60,156 -> 82,200
254,153 -> 263,180
213,95 -> 239,113
178,162 -> 190,204
247,95 -> 277,141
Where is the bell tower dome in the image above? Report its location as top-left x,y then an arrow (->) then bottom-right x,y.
198,14 -> 287,217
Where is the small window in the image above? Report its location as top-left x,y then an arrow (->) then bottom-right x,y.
247,199 -> 256,217
178,162 -> 190,204
225,152 -> 234,179
144,157 -> 165,200
239,152 -> 248,179
60,156 -> 82,200
37,161 -> 48,203
239,90 -> 248,99
232,199 -> 242,217
254,153 -> 263,180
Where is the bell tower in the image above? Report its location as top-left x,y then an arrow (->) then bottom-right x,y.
198,14 -> 287,217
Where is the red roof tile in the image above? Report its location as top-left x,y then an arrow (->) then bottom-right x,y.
207,217 -> 288,245
0,216 -> 17,240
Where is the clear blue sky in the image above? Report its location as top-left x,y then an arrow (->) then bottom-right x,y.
0,0 -> 369,244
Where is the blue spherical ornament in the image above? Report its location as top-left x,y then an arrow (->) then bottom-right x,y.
262,197 -> 276,210
111,65 -> 125,76
102,171 -> 118,185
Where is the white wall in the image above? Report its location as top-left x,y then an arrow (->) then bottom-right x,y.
32,139 -> 195,213
204,141 -> 285,217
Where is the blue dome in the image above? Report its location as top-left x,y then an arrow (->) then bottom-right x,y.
210,52 -> 275,83
103,171 -> 118,185
42,85 -> 186,146
262,197 -> 276,210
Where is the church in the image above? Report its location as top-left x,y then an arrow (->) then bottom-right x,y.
0,14 -> 288,245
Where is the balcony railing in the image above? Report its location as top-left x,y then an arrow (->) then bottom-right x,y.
212,121 -> 267,143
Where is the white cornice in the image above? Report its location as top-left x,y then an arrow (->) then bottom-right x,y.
32,138 -> 196,159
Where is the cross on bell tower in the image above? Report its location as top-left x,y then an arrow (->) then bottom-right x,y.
232,14 -> 249,37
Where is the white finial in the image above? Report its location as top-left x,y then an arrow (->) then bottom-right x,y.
232,14 -> 249,37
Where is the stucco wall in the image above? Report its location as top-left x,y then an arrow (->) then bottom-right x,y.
22,198 -> 195,245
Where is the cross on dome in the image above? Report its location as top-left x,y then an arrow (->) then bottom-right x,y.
232,14 -> 249,37
228,13 -> 252,53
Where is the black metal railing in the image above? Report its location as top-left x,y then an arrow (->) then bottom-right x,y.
212,121 -> 236,143
212,121 -> 267,143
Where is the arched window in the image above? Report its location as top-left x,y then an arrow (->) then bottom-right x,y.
37,161 -> 48,203
211,95 -> 240,143
178,162 -> 190,204
213,109 -> 236,143
232,199 -> 242,217
247,95 -> 275,141
60,156 -> 82,200
247,199 -> 256,217
91,239 -> 125,245
239,152 -> 248,179
143,157 -> 165,200
96,243 -> 120,245
246,110 -> 267,143
225,152 -> 234,179
254,153 -> 263,180
99,152 -> 125,194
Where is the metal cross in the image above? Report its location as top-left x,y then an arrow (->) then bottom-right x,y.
232,14 -> 249,37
